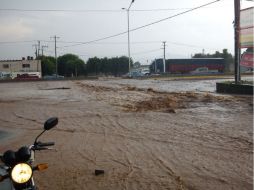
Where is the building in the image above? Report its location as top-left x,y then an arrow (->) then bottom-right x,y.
150,58 -> 225,74
167,58 -> 225,74
0,56 -> 41,79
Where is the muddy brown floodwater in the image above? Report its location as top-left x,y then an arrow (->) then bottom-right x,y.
0,78 -> 253,190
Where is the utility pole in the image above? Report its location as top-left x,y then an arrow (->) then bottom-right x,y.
202,49 -> 205,56
32,44 -> 38,59
75,65 -> 78,77
37,41 -> 41,57
41,45 -> 48,57
155,58 -> 157,73
51,35 -> 60,76
234,0 -> 241,83
122,0 -> 135,73
163,41 -> 166,73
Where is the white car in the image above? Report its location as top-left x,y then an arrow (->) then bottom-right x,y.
43,74 -> 64,79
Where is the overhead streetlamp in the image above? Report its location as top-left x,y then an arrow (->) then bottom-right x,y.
122,0 -> 135,73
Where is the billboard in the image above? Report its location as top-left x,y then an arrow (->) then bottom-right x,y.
240,52 -> 253,68
240,7 -> 254,48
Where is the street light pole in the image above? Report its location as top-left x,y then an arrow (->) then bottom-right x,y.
127,9 -> 131,73
123,0 -> 135,73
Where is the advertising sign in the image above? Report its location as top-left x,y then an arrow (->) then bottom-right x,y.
240,52 -> 253,68
240,7 -> 254,48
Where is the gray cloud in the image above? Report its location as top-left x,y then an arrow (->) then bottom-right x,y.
0,0 -> 253,63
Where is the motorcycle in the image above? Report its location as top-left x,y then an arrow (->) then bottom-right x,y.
0,117 -> 58,190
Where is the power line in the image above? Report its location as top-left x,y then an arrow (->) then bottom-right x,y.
0,7 -> 219,13
132,48 -> 162,55
0,0 -> 222,58
129,0 -> 221,34
0,40 -> 212,47
0,8 -> 121,12
59,0 -> 221,49
41,40 -> 162,45
49,40 -> 218,50
0,40 -> 35,44
0,39 -> 219,52
59,32 -> 127,48
0,0 -> 222,50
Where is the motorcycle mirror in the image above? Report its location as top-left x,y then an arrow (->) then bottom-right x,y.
44,117 -> 58,130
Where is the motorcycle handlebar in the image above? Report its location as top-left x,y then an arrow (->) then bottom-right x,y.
32,141 -> 55,151
37,142 -> 55,147
34,147 -> 49,151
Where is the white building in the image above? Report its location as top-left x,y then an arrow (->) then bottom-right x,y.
0,57 -> 41,79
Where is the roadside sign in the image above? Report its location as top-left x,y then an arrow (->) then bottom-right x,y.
240,7 -> 254,48
240,52 -> 254,68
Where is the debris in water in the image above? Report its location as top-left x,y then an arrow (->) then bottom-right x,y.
95,169 -> 105,176
166,108 -> 176,113
42,87 -> 71,90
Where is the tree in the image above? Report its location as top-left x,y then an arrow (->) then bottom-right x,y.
40,56 -> 56,76
57,54 -> 85,77
118,56 -> 129,75
86,57 -> 100,75
42,54 -> 131,77
86,56 -> 130,76
133,61 -> 141,68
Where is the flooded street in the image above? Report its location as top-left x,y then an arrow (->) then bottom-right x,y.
0,78 -> 253,190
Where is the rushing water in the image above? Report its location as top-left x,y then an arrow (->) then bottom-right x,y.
0,78 -> 252,190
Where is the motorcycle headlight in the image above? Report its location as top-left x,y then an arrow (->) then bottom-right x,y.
11,163 -> 32,184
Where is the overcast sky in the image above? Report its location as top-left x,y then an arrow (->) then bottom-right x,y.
0,0 -> 253,64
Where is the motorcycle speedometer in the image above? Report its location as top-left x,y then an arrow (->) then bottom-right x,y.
11,163 -> 32,184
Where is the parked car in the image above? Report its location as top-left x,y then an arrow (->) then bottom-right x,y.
140,68 -> 150,76
127,71 -> 144,78
0,72 -> 11,80
43,74 -> 64,80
